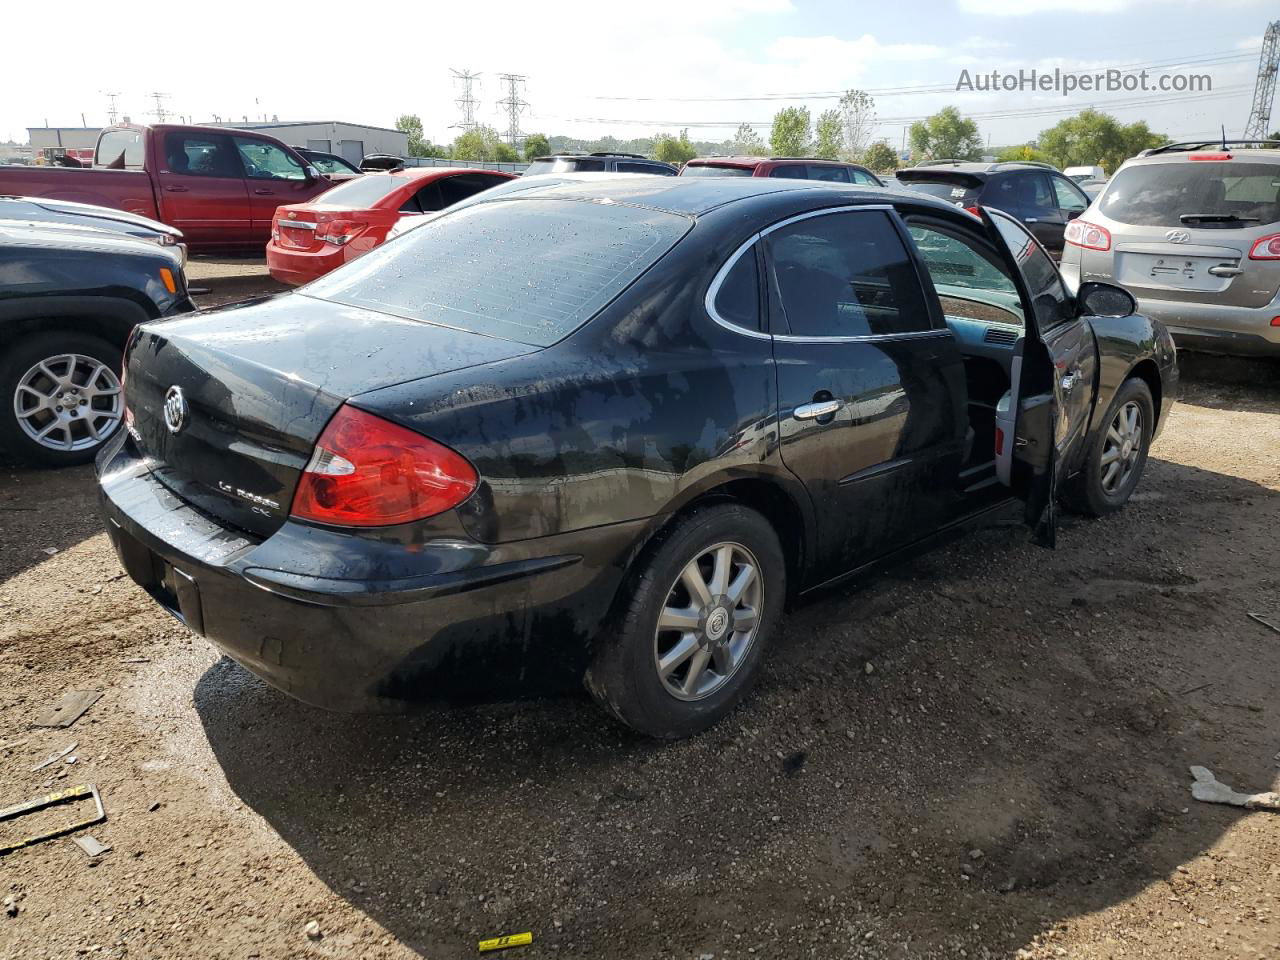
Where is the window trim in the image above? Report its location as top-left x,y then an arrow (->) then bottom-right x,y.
760,203 -> 951,344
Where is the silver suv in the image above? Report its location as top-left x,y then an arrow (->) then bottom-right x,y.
1060,141 -> 1280,356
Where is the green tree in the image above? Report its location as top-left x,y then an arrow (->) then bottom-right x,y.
861,140 -> 899,173
996,143 -> 1053,164
909,107 -> 983,163
814,109 -> 844,160
396,113 -> 432,158
653,128 -> 698,165
493,141 -> 518,163
1037,110 -> 1164,174
731,123 -> 767,156
770,106 -> 811,157
838,90 -> 876,160
522,133 -> 550,161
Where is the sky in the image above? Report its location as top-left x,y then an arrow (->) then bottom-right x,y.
4,0 -> 1275,149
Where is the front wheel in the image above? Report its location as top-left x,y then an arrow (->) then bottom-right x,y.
1065,376 -> 1154,516
585,504 -> 785,739
0,331 -> 124,467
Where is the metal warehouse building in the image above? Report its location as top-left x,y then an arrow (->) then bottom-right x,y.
211,121 -> 408,165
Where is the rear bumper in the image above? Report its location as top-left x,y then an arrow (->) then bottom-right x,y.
1135,294 -> 1280,357
96,434 -> 642,711
265,240 -> 347,286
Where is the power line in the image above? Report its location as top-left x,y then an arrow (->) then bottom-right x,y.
451,68 -> 481,132
497,74 -> 528,147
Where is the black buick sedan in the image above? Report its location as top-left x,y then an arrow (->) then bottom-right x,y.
98,177 -> 1178,738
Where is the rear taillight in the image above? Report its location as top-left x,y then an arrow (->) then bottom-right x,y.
963,205 -> 981,217
290,405 -> 477,527
317,218 -> 366,246
1189,153 -> 1231,161
1064,218 -> 1111,252
1249,233 -> 1280,260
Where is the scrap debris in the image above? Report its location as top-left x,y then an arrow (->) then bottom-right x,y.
32,691 -> 102,729
31,743 -> 77,772
0,784 -> 106,855
478,932 -> 533,952
71,834 -> 111,858
1247,612 -> 1280,636
1189,766 -> 1280,812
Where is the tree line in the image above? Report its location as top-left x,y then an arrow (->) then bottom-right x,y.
397,97 -> 1172,176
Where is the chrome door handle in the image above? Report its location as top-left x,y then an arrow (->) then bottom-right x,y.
794,399 -> 843,420
164,185 -> 188,193
253,188 -> 273,195
1024,217 -> 1039,223
1208,265 -> 1243,277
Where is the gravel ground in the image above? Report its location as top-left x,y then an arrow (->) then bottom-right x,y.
0,268 -> 1277,959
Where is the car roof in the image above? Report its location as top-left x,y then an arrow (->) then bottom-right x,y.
1121,147 -> 1280,166
468,174 -> 958,218
685,156 -> 870,168
901,160 -> 1057,177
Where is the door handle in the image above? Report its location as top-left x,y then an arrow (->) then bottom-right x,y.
1024,217 -> 1039,223
252,188 -> 273,196
164,185 -> 188,193
794,399 -> 843,420
1208,265 -> 1243,277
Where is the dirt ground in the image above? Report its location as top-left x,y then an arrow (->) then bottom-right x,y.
0,266 -> 1277,960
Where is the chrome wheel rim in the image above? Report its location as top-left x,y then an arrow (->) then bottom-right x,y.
13,354 -> 122,452
654,541 -> 763,702
1100,400 -> 1143,495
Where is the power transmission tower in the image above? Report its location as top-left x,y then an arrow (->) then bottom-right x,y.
497,74 -> 528,148
149,92 -> 170,124
101,92 -> 121,125
1244,21 -> 1280,139
450,69 -> 481,132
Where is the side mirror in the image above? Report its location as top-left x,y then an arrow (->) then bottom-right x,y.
1077,281 -> 1135,318
304,164 -> 320,182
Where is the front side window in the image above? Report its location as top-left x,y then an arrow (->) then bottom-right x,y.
163,134 -> 239,178
1051,175 -> 1089,214
305,198 -> 692,347
766,210 -> 931,338
850,169 -> 880,186
907,220 -> 1023,327
711,244 -> 760,331
990,212 -> 1070,330
233,137 -> 307,180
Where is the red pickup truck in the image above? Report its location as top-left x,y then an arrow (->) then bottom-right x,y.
0,124 -> 345,253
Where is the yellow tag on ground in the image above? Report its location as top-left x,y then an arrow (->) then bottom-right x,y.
478,932 -> 533,952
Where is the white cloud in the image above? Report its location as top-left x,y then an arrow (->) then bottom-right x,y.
767,34 -> 940,63
957,0 -> 1138,14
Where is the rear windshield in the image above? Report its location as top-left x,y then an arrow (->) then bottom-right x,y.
310,174 -> 403,208
95,129 -> 144,170
304,198 -> 692,346
1099,161 -> 1280,227
681,164 -> 755,178
525,157 -> 607,175
898,177 -> 981,205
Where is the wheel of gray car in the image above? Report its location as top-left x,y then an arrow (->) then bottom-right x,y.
1065,377 -> 1154,517
0,331 -> 124,467
585,503 -> 785,739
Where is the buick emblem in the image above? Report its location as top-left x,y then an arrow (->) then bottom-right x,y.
1165,229 -> 1191,244
162,386 -> 188,435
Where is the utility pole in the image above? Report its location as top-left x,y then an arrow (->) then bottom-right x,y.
101,92 -> 121,125
1244,21 -> 1280,139
450,68 -> 481,133
149,92 -> 170,124
496,74 -> 528,148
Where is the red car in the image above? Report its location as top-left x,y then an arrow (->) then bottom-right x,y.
267,168 -> 516,285
681,156 -> 884,185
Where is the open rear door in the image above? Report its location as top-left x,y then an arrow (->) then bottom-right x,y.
982,208 -> 1099,547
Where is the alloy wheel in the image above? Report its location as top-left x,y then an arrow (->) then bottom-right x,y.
13,354 -> 123,452
1100,399 -> 1143,495
653,541 -> 763,702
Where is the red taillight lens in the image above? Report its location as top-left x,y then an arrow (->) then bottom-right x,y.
994,425 -> 1005,456
1249,233 -> 1280,259
1064,218 -> 1112,252
1189,153 -> 1231,161
317,218 -> 366,246
963,205 -> 981,217
290,406 -> 477,527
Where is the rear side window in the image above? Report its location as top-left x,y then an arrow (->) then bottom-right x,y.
438,173 -> 509,206
769,165 -> 809,181
806,165 -> 850,183
986,172 -> 1056,218
680,164 -> 755,178
1099,161 -> 1280,227
305,198 -> 692,347
314,174 -> 405,208
766,210 -> 931,338
163,134 -> 240,178
96,130 -> 144,169
524,157 -> 607,175
711,245 -> 760,330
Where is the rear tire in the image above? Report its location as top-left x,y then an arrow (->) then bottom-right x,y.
585,504 -> 785,739
0,331 -> 124,467
1065,376 -> 1154,516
